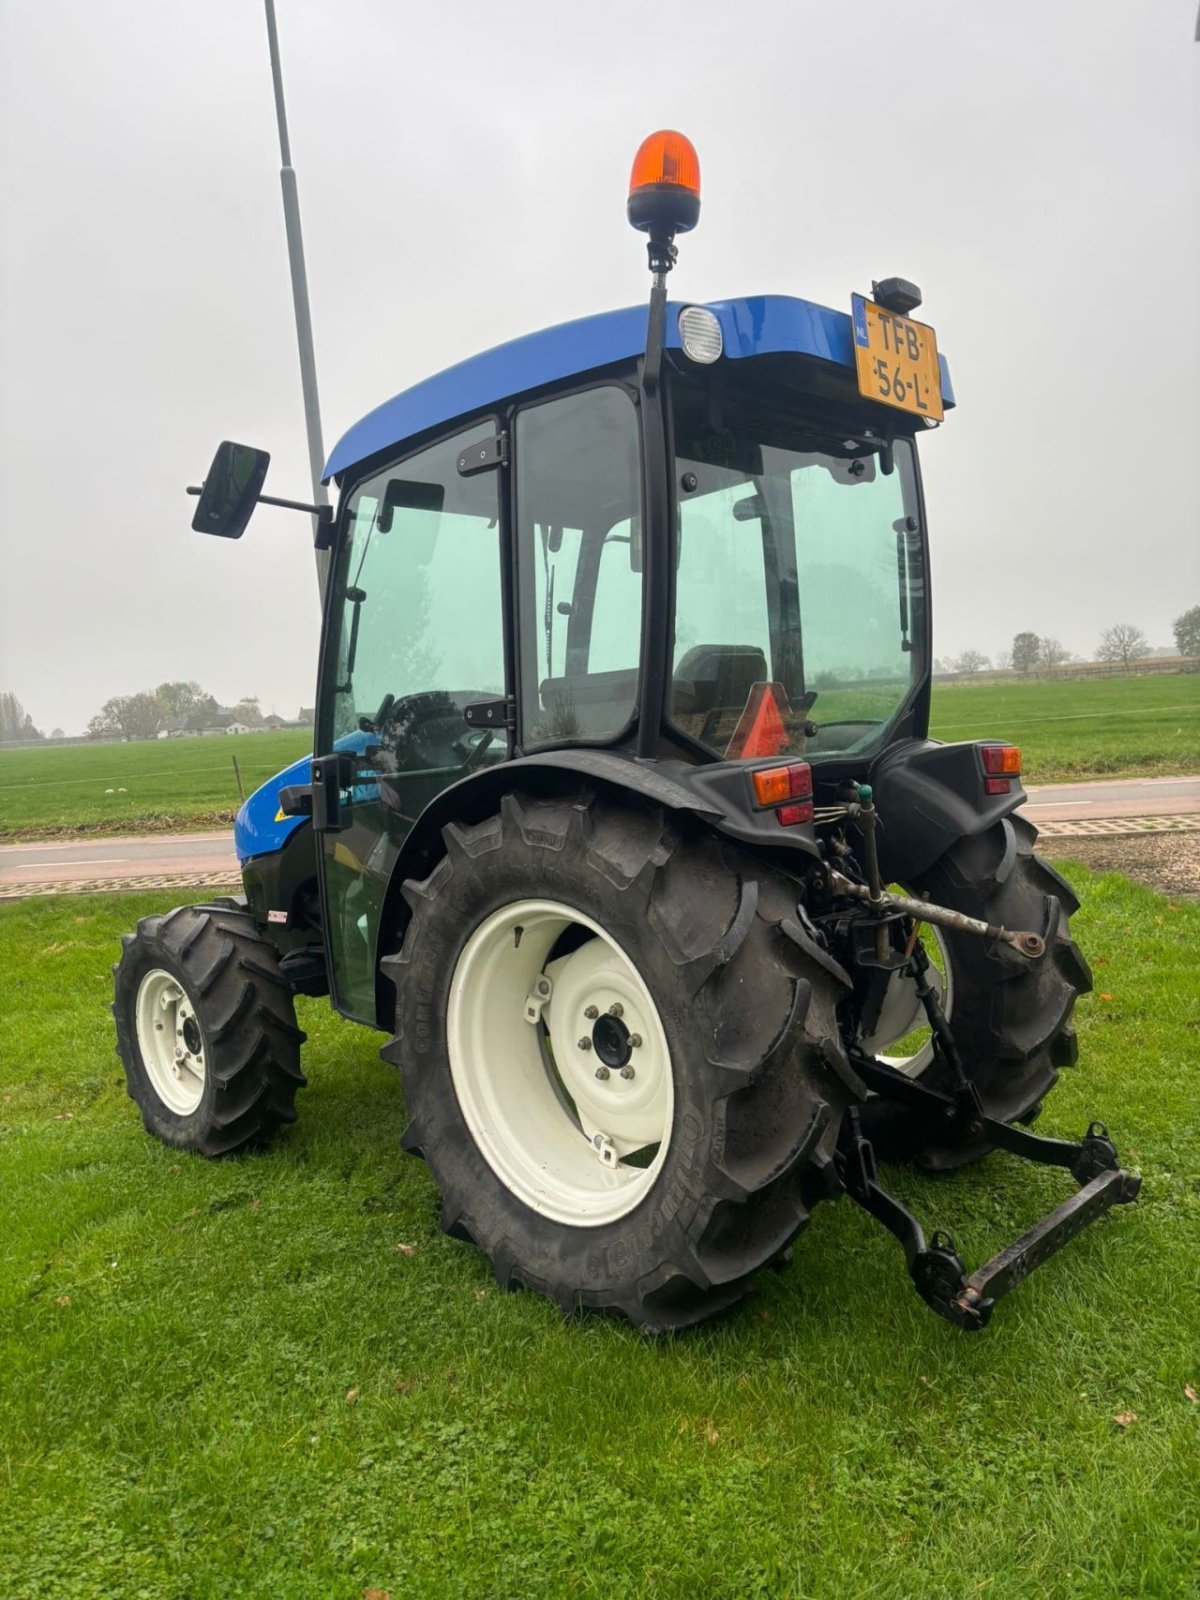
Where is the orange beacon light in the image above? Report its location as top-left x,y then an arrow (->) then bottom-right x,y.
627,130 -> 701,238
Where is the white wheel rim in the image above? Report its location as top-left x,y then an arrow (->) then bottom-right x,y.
447,898 -> 674,1227
860,923 -> 955,1077
135,967 -> 207,1115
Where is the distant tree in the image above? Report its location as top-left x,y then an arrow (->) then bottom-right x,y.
953,649 -> 989,676
0,691 -> 41,742
88,692 -> 163,740
155,680 -> 217,719
994,648 -> 1012,670
232,697 -> 265,727
1097,623 -> 1149,673
1011,632 -> 1041,675
296,707 -> 315,727
1173,605 -> 1200,658
1039,637 -> 1071,676
50,727 -> 64,739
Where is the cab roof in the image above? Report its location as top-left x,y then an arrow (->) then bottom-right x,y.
323,292 -> 955,482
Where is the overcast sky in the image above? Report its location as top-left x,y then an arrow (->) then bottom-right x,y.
1,0 -> 1197,735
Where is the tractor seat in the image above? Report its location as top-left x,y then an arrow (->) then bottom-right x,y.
671,644 -> 768,714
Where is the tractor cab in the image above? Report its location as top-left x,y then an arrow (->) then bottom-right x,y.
216,131 -> 954,1028
131,132 -> 1135,1337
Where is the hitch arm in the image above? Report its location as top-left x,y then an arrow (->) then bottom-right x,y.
828,870 -> 1045,959
836,1106 -> 1140,1330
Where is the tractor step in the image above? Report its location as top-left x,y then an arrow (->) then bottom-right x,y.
836,1106 -> 1140,1330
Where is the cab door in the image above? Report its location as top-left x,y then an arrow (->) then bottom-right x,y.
314,421 -> 507,1023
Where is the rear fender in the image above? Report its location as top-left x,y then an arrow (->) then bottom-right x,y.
371,748 -> 817,1028
871,739 -> 1026,886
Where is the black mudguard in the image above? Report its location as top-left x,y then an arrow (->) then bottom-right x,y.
385,746 -> 819,894
870,739 -> 1026,887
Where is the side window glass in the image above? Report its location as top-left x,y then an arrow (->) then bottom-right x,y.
324,423 -> 505,756
516,388 -> 642,747
589,519 -> 645,674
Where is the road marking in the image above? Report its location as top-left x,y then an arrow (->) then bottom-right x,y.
13,856 -> 130,867
1024,801 -> 1093,809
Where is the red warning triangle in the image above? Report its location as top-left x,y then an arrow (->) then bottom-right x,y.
725,681 -> 790,759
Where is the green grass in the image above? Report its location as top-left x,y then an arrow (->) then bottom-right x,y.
0,730 -> 311,839
1,872 -> 1197,1598
2,676 -> 1196,843
929,672 -> 1200,783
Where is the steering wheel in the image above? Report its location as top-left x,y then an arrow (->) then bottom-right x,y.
374,690 -> 494,771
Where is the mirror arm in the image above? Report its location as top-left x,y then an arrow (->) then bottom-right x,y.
186,487 -> 334,547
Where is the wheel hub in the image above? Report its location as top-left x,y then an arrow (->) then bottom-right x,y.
447,899 -> 674,1227
591,1011 -> 632,1070
135,967 -> 207,1115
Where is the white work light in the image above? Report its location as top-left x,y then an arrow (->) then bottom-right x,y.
678,306 -> 722,364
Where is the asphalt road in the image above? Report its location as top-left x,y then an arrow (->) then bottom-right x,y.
2,775 -> 1198,892
1020,774 -> 1200,823
0,831 -> 237,890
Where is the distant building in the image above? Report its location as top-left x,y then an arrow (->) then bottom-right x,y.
158,710 -> 235,738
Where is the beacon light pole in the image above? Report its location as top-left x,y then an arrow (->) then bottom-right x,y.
264,0 -> 330,591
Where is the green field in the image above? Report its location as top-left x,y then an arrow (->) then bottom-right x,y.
0,730 -> 311,839
1,873 -> 1197,1598
0,675 -> 1196,841
929,673 -> 1200,783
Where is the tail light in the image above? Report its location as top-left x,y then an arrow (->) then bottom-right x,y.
749,761 -> 813,826
979,742 -> 1021,796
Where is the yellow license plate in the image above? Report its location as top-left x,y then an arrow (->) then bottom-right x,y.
851,293 -> 944,421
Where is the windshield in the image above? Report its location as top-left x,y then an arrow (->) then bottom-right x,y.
670,378 -> 926,760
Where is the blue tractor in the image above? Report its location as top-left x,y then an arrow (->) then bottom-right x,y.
113,133 -> 1137,1331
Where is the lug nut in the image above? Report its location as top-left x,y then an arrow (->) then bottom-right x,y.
594,1065 -> 610,1081
584,1005 -> 599,1020
608,1003 -> 624,1019
577,1037 -> 592,1052
619,1065 -> 636,1081
629,1033 -> 642,1049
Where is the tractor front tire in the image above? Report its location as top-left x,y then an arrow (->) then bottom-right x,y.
384,791 -> 850,1332
863,814 -> 1090,1167
113,903 -> 307,1156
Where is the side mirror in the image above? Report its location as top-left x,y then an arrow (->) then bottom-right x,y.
190,442 -> 270,539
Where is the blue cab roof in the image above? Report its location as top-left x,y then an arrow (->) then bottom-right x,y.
323,293 -> 955,482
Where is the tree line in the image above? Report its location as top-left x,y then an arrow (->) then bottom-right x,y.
0,693 -> 62,743
85,682 -> 311,740
0,684 -> 314,744
5,607 -> 1198,742
936,605 -> 1199,678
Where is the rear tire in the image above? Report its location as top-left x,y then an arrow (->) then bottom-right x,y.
862,815 -> 1090,1167
113,903 -> 307,1156
384,791 -> 851,1332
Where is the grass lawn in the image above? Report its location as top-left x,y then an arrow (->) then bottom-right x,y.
1,871 -> 1197,1598
0,730 -> 311,840
928,672 -> 1199,783
1,675 -> 1197,843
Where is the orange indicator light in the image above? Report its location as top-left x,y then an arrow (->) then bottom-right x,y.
750,762 -> 813,808
980,743 -> 1021,776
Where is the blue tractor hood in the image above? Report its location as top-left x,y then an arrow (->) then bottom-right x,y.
233,731 -> 380,864
323,294 -> 955,484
